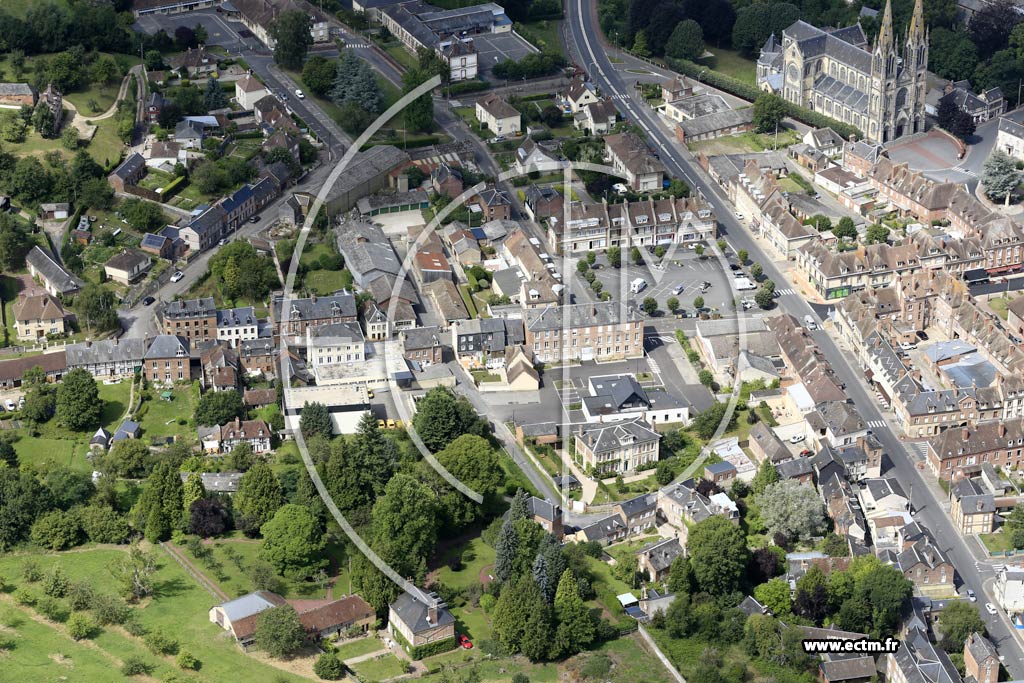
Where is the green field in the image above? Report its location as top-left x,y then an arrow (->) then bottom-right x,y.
305,269 -> 352,295
518,20 -> 564,58
334,635 -> 387,661
351,653 -> 408,679
1,0 -> 70,17
699,48 -> 758,85
135,385 -> 197,441
0,547 -> 307,683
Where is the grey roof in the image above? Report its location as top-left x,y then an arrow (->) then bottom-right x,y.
336,221 -> 402,280
865,477 -> 907,502
310,321 -> 365,343
145,334 -> 190,359
737,350 -> 781,377
776,456 -> 813,479
782,20 -> 871,73
0,83 -> 34,97
819,656 -> 876,682
576,418 -> 659,454
738,596 -> 767,616
639,537 -> 683,573
705,461 -> 737,475
112,420 -> 141,442
110,153 -> 146,180
180,471 -> 244,493
617,492 -> 657,519
217,306 -> 257,327
950,477 -> 995,514
164,297 -> 216,320
402,326 -> 443,350
66,338 -> 148,367
525,302 -> 641,331
575,514 -> 626,542
923,339 -> 975,363
679,108 -> 754,138
889,627 -> 961,683
812,401 -> 866,436
390,591 -> 454,634
525,495 -> 560,522
325,146 -> 410,205
491,267 -> 523,296
272,292 -> 357,323
589,375 -> 648,410
105,249 -> 150,272
217,591 -> 286,622
26,247 -> 85,294
999,116 -> 1024,140
174,120 -> 204,139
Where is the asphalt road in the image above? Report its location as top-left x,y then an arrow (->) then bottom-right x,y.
565,0 -> 1024,671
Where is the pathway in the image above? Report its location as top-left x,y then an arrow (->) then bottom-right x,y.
342,648 -> 391,665
160,541 -> 229,602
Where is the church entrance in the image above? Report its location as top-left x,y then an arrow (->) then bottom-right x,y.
896,122 -> 905,138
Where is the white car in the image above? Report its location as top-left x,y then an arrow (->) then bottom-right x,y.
735,211 -> 744,220
899,341 -> 917,351
967,589 -> 977,602
170,270 -> 184,283
985,602 -> 998,615
294,89 -> 305,99
789,433 -> 806,444
4,400 -> 15,411
612,183 -> 629,195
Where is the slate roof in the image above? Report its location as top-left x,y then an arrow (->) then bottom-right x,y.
526,301 -> 642,331
110,153 -> 146,180
776,456 -> 813,480
336,221 -> 402,280
272,292 -> 357,323
679,108 -> 754,138
164,297 -> 217,320
477,93 -> 519,120
0,83 -> 34,97
749,422 -> 791,464
402,326 -> 443,350
950,477 -> 995,514
145,334 -> 190,359
965,632 -> 998,666
26,247 -> 85,294
576,418 -> 659,454
105,250 -> 150,273
13,293 -> 66,323
66,338 -> 148,367
390,591 -> 454,634
525,496 -> 560,522
819,656 -> 876,683
638,537 -> 683,574
575,514 -> 626,542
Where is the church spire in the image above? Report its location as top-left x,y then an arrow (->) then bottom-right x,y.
908,0 -> 925,42
877,0 -> 894,51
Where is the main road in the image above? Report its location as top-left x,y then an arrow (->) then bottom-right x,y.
565,0 -> 1024,672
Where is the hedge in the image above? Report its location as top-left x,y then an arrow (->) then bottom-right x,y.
661,55 -> 862,140
447,79 -> 490,95
160,175 -> 187,201
390,626 -> 457,660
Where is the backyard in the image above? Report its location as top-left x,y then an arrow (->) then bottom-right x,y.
697,48 -> 758,85
135,384 -> 198,442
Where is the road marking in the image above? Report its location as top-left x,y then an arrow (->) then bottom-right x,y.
867,420 -> 887,429
906,441 -> 929,459
775,287 -> 796,296
953,166 -> 978,178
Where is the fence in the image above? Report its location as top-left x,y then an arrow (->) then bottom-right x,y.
124,265 -> 176,308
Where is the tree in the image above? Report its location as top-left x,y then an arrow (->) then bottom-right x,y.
632,30 -> 651,57
753,93 -> 786,134
412,387 -> 487,452
667,555 -> 693,594
750,262 -> 763,280
576,260 -> 589,275
80,177 -> 114,209
754,577 -> 792,616
314,652 -> 345,679
31,509 -> 82,550
260,504 -> 327,580
938,601 -> 986,652
731,3 -> 800,56
102,439 -> 149,478
642,297 -> 658,315
204,77 -> 227,110
0,441 -> 15,469
755,282 -> 775,309
983,150 -> 1020,204
865,223 -> 890,245
630,246 -> 643,265
270,10 -> 312,70
56,368 -> 101,431
435,434 -> 503,528
690,401 -> 736,440
255,605 -> 305,658
833,216 -> 858,240
666,296 -> 679,313
0,110 -> 27,143
698,369 -> 714,387
195,390 -> 245,427
950,110 -> 976,140
329,52 -> 383,117
32,101 -> 57,138
303,55 -> 336,96
226,441 -> 254,472
79,506 -> 130,544
929,28 -> 979,82
22,384 -> 56,423
494,518 -> 519,582
181,473 -> 205,523
665,19 -> 704,60
552,569 -> 595,657
694,244 -> 704,258
493,575 -> 546,654
969,0 -> 1020,59
235,463 -> 283,533
136,461 -> 183,543
688,516 -> 748,596
60,125 -> 78,150
693,295 -> 704,310
121,198 -> 166,233
75,283 -> 119,334
751,459 -> 779,495
403,65 -> 435,133
371,474 -> 439,575
607,246 -> 621,268
299,401 -> 332,440
756,480 -> 825,541
109,544 -> 157,601
189,497 -> 231,537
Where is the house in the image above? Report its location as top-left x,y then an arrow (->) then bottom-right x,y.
949,478 -> 995,534
168,46 -> 217,78
0,82 -> 36,108
112,419 -> 141,443
143,334 -> 193,384
802,127 -> 844,156
894,537 -> 955,596
705,460 -> 738,487
994,566 -> 1024,612
776,456 -> 814,484
40,84 -> 62,133
859,478 -> 909,516
199,343 -> 240,392
39,203 -> 69,221
451,318 -> 525,368
388,591 -> 456,655
108,153 -> 147,192
748,422 -> 791,464
657,478 -> 740,539
270,292 -> 358,340
524,185 -> 563,221
806,401 -> 868,448
209,590 -> 287,646
886,626 -> 961,683
26,246 -> 84,297
216,307 -> 260,347
210,591 -> 373,647
431,162 -> 463,199
996,116 -> 1024,161
573,98 -> 617,135
307,321 -> 365,369
963,632 -> 998,683
440,38 -> 478,82
235,73 -> 270,110
90,427 -> 111,451
525,496 -> 563,538
515,137 -> 558,175
12,293 -> 67,341
564,77 -> 600,113
525,301 -> 644,364
818,654 -> 875,683
243,388 -> 277,409
145,91 -> 165,124
162,298 -> 218,342
496,345 -> 539,391
604,131 -> 666,192
574,417 -> 660,476
927,420 -> 1024,481
937,80 -> 1004,124
676,108 -> 755,143
174,120 -> 205,149
335,221 -> 402,288
637,537 -> 683,582
0,350 -> 66,388
65,338 -> 147,379
322,145 -> 410,215
423,279 -> 470,325
471,185 -> 512,221
475,94 -> 520,135
146,141 -> 183,170
413,251 -> 452,284
571,514 -> 628,545
205,418 -> 272,455
401,326 -> 444,367
179,471 -> 244,494
104,250 -> 152,285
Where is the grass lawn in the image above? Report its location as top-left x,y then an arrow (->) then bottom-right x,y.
988,295 -> 1015,320
351,653 -> 408,680
584,555 -> 635,626
519,20 -> 564,58
135,385 -> 197,441
979,531 -> 1018,554
435,538 -> 496,591
385,43 -> 420,71
0,547 -> 308,683
699,48 -> 757,85
2,0 -> 70,15
136,168 -> 175,192
305,269 -> 353,295
63,79 -> 124,116
334,635 -> 387,661
689,129 -> 798,154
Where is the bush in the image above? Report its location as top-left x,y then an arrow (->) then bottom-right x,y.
42,565 -> 69,598
176,650 -> 200,670
581,654 -> 612,679
479,593 -> 497,613
122,614 -> 147,637
36,596 -> 70,622
66,581 -> 95,611
13,588 -> 36,606
145,629 -> 179,655
121,655 -> 152,676
313,652 -> 344,680
91,593 -> 130,625
21,558 -> 42,583
67,611 -> 96,640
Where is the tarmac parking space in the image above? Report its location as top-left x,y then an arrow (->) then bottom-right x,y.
472,31 -> 539,73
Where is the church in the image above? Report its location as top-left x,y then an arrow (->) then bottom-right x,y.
757,0 -> 928,145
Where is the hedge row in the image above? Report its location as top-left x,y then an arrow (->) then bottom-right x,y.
447,79 -> 490,95
661,55 -> 862,140
160,174 -> 187,201
390,627 -> 457,660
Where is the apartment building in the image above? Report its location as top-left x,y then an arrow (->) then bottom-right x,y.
162,297 -> 218,342
524,302 -> 643,364
603,132 -> 666,192
574,418 -> 660,476
927,419 -> 1024,481
551,197 -> 715,253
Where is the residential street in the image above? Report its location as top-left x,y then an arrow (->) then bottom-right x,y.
565,0 -> 1024,672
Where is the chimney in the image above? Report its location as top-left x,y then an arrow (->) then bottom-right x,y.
311,294 -> 317,304
426,603 -> 437,624
962,427 -> 971,440
85,338 -> 92,348
977,499 -> 985,512
999,423 -> 1007,438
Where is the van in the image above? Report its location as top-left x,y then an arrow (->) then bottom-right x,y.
734,277 -> 756,291
630,278 -> 647,294
803,314 -> 817,330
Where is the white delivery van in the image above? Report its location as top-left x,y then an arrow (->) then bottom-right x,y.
734,276 -> 756,290
630,278 -> 647,293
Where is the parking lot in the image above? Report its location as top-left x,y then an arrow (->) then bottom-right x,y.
134,11 -> 252,52
472,31 -> 539,75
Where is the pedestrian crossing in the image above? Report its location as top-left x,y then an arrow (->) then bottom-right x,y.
952,165 -> 978,178
775,287 -> 796,296
609,94 -> 632,101
905,441 -> 929,459
646,357 -> 662,378
866,420 -> 887,429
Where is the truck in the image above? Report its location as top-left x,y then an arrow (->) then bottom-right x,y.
630,278 -> 647,293
734,276 -> 756,290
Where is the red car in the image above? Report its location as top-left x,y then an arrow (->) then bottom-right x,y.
799,449 -> 813,457
457,634 -> 473,649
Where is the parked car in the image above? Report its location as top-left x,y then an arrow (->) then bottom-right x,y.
672,283 -> 685,295
735,211 -> 744,220
218,239 -> 227,246
489,135 -> 506,144
899,341 -> 917,351
458,634 -> 473,649
142,296 -> 156,306
967,589 -> 977,602
5,400 -> 15,411
612,182 -> 629,195
916,330 -> 929,341
985,602 -> 997,615
250,215 -> 261,223
170,271 -> 184,283
789,433 -> 806,444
